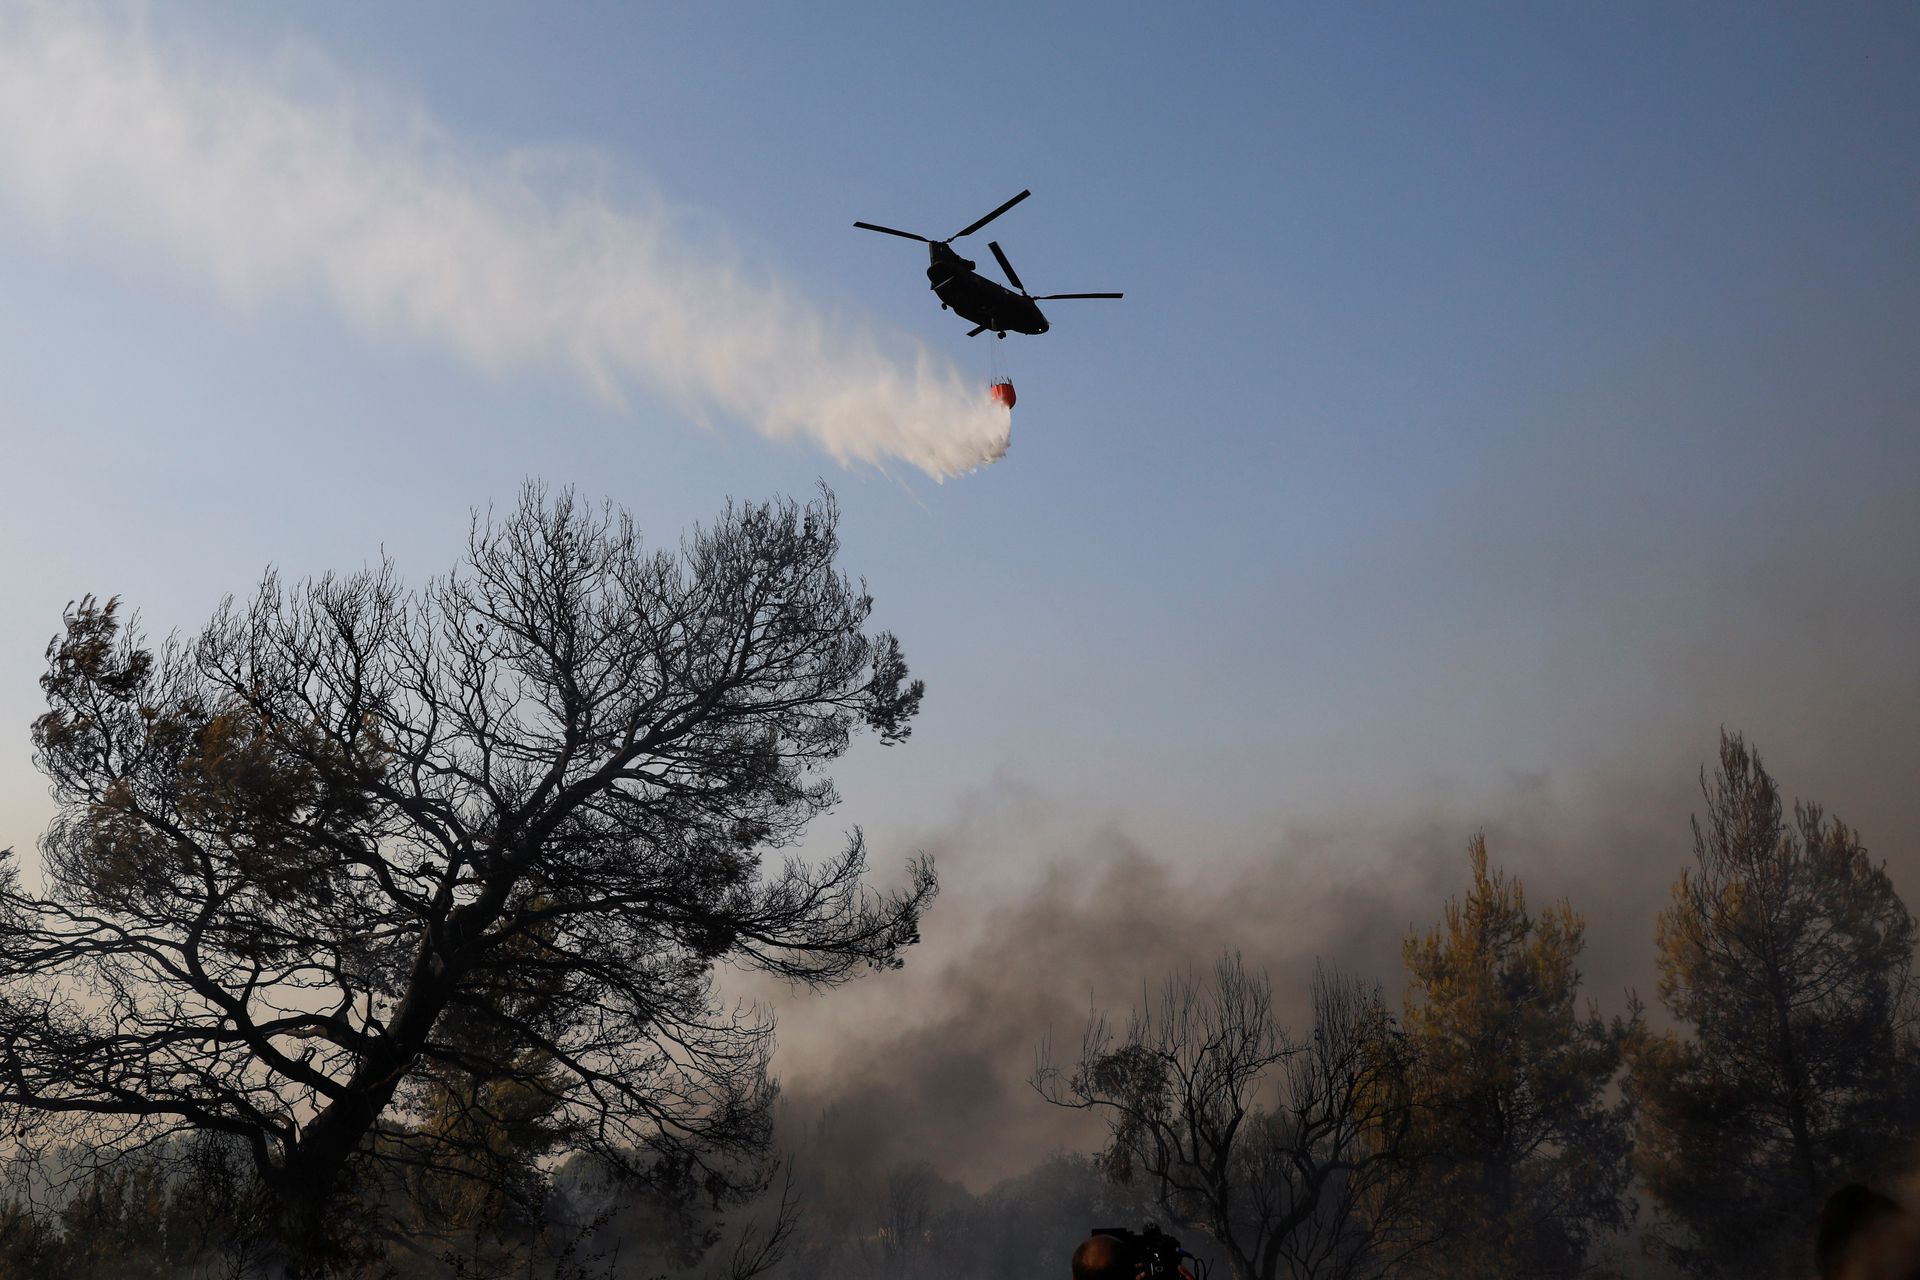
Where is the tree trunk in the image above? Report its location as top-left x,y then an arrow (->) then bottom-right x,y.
1770,979 -> 1820,1194
267,913 -> 474,1227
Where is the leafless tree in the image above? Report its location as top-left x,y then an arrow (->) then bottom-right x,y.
0,484 -> 932,1264
860,1162 -> 940,1280
1035,955 -> 1424,1280
1254,968 -> 1431,1280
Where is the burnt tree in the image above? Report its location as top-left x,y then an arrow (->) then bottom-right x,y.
0,485 -> 931,1254
1036,956 -> 1425,1280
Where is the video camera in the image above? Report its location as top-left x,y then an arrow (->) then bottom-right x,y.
1077,1224 -> 1205,1280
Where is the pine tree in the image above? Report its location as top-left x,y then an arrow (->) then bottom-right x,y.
1,486 -> 931,1263
1629,731 -> 1919,1276
1400,835 -> 1634,1278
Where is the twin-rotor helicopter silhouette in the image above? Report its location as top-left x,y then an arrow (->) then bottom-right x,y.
854,189 -> 1122,340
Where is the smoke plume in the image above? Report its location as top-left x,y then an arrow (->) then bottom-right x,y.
764,733 -> 1920,1191
0,7 -> 1009,478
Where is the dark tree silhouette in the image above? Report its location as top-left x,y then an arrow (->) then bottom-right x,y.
0,484 -> 931,1259
1262,969 -> 1430,1280
1629,731 -> 1920,1277
1035,955 -> 1424,1280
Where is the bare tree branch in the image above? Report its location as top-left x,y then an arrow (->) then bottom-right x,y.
0,484 -> 931,1264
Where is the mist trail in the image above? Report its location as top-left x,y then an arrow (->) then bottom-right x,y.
0,8 -> 1010,478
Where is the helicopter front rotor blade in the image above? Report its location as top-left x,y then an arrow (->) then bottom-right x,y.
951,189 -> 1031,240
1029,292 -> 1125,300
853,221 -> 932,242
987,241 -> 1027,294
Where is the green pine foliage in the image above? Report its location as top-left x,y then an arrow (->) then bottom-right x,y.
1628,731 -> 1920,1277
1400,835 -> 1635,1278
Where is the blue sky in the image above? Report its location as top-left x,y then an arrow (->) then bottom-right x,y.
1,3 -> 1918,1179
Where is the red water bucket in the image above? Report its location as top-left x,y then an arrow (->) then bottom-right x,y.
989,378 -> 1016,410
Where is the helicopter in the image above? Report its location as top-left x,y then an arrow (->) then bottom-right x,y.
854,189 -> 1123,338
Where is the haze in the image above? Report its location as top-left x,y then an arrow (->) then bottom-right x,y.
1,0 -> 1916,1203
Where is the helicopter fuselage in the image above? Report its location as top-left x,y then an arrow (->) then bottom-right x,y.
927,244 -> 1048,336
854,191 -> 1119,336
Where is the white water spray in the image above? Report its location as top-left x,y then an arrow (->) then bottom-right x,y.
0,7 -> 1010,478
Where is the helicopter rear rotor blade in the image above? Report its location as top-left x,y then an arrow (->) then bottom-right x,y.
853,221 -> 932,242
1030,292 -> 1125,300
987,241 -> 1026,294
951,189 -> 1031,240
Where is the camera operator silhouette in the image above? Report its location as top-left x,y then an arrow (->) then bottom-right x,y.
1072,1225 -> 1200,1280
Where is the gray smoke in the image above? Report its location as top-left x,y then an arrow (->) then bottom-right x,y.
763,723 -> 1920,1191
